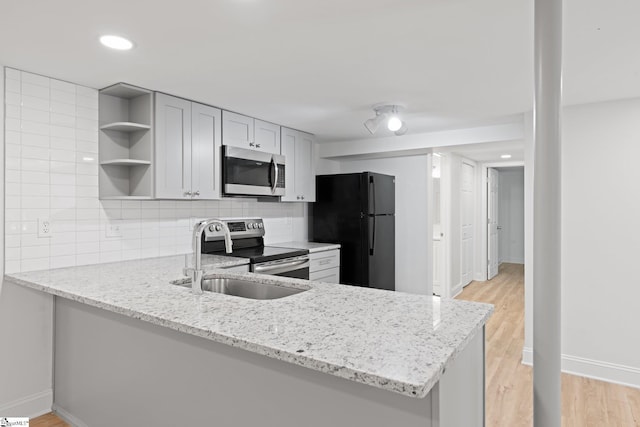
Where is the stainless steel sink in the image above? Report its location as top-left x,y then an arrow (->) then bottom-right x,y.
172,277 -> 307,300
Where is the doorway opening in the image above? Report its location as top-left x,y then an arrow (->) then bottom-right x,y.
486,166 -> 525,280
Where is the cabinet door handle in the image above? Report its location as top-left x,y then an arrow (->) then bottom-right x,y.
256,144 -> 261,148
184,191 -> 192,197
249,142 -> 255,147
301,195 -> 305,200
297,196 -> 301,200
193,190 -> 200,197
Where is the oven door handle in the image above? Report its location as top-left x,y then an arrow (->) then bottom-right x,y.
254,258 -> 309,275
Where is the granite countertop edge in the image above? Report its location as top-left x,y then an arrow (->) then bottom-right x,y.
4,255 -> 493,399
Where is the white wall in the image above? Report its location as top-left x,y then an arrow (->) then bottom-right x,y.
524,98 -> 640,388
0,66 -> 55,418
497,168 -> 524,264
561,98 -> 640,383
338,155 -> 432,295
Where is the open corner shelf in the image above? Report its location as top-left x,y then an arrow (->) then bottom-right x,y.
100,159 -> 152,166
100,122 -> 151,132
100,83 -> 152,99
99,82 -> 154,199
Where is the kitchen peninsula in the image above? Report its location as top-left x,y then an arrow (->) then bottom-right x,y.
5,255 -> 492,427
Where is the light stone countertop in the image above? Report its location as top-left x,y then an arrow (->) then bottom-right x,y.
5,255 -> 492,399
271,241 -> 341,253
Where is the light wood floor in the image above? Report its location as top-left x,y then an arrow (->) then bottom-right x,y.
457,263 -> 640,426
31,263 -> 640,426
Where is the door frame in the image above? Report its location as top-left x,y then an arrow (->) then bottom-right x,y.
479,161 -> 525,281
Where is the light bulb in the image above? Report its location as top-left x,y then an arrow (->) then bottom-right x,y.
100,35 -> 134,50
387,116 -> 402,132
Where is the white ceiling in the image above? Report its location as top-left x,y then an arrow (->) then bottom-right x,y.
1,0 -> 639,142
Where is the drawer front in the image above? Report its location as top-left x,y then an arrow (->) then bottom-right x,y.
309,250 -> 340,272
309,267 -> 340,284
220,264 -> 250,273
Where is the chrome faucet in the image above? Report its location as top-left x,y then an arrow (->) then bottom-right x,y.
187,219 -> 233,295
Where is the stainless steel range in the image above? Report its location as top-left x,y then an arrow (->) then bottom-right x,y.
201,218 -> 310,279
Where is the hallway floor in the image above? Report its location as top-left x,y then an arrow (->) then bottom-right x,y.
457,262 -> 640,426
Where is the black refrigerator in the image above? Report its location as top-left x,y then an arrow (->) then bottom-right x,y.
312,172 -> 395,291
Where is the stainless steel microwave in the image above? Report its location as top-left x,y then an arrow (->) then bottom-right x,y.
222,146 -> 286,197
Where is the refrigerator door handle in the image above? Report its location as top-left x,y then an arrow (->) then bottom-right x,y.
369,215 -> 376,255
369,175 -> 376,215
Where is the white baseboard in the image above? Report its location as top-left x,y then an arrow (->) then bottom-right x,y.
451,282 -> 462,298
500,258 -> 524,264
0,389 -> 52,418
53,404 -> 89,427
522,347 -> 640,390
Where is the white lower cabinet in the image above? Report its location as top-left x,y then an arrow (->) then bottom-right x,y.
220,264 -> 250,273
309,249 -> 340,283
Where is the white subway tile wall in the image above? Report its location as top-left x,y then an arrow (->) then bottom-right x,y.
4,69 -> 306,273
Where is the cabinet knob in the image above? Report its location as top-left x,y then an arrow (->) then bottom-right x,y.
256,144 -> 261,148
193,190 -> 200,197
184,191 -> 192,197
297,196 -> 300,200
249,142 -> 255,147
301,196 -> 305,200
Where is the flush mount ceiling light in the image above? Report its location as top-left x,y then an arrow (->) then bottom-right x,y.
364,104 -> 408,136
501,154 -> 512,159
100,35 -> 134,50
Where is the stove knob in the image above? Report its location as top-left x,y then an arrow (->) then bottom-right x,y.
215,224 -> 222,232
258,223 -> 263,229
247,223 -> 254,229
208,225 -> 216,232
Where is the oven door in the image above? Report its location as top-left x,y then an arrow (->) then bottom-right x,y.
252,256 -> 310,279
223,146 -> 285,197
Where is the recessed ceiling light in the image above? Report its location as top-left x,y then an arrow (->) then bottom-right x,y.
100,35 -> 134,50
501,154 -> 512,159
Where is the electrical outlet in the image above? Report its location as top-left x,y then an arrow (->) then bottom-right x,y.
106,221 -> 122,238
38,218 -> 51,238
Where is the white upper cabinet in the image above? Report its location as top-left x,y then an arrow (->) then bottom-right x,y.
155,93 -> 192,199
281,127 -> 316,202
254,119 -> 281,154
222,111 -> 281,154
155,93 -> 221,200
221,111 -> 253,149
191,103 -> 222,199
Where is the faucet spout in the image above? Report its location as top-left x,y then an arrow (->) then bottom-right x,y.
190,219 -> 233,294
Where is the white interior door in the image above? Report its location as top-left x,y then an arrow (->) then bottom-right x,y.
460,162 -> 475,287
487,168 -> 500,279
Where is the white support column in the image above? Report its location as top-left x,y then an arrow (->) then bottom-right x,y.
533,0 -> 562,426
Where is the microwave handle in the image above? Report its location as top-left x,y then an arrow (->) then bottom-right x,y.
271,156 -> 278,194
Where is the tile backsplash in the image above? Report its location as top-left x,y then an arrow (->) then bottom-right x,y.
4,68 -> 306,274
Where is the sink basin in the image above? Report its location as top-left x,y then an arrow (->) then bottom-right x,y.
172,277 -> 307,300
